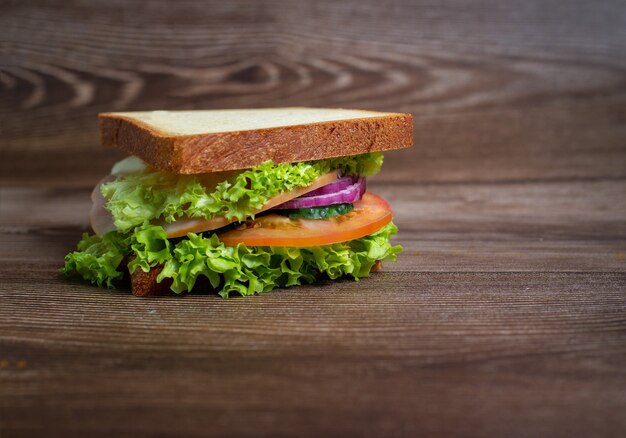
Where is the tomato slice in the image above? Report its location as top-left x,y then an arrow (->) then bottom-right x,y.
218,192 -> 392,247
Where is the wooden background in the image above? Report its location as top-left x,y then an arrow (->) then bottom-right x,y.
1,0 -> 625,436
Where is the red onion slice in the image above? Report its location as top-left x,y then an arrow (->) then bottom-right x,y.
272,177 -> 366,209
302,176 -> 358,197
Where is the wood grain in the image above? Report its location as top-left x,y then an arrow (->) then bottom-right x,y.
1,273 -> 625,437
1,0 -> 626,436
2,0 -> 626,184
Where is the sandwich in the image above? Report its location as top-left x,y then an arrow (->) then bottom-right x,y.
63,107 -> 413,297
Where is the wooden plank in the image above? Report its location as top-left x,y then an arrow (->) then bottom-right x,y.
1,272 -> 625,436
2,179 -> 624,273
2,1 -> 625,184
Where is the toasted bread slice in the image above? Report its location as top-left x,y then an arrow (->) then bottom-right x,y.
99,108 -> 413,174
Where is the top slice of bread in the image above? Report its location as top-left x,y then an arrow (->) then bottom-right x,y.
99,107 -> 413,174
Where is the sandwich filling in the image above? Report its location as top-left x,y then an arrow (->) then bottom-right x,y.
64,152 -> 402,297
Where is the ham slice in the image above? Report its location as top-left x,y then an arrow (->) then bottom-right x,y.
162,171 -> 338,237
90,175 -> 117,236
90,170 -> 339,238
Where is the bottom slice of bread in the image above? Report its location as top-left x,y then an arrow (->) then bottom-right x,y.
128,259 -> 383,297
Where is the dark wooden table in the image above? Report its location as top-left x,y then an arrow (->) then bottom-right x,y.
1,1 -> 625,436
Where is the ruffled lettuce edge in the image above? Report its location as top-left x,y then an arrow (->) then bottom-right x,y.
63,222 -> 402,298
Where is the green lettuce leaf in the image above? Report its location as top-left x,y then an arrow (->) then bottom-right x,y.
63,222 -> 402,298
126,225 -> 171,273
62,231 -> 130,288
101,153 -> 383,232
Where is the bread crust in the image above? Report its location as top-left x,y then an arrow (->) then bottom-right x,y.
129,261 -> 384,297
99,111 -> 413,174
129,262 -> 172,297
